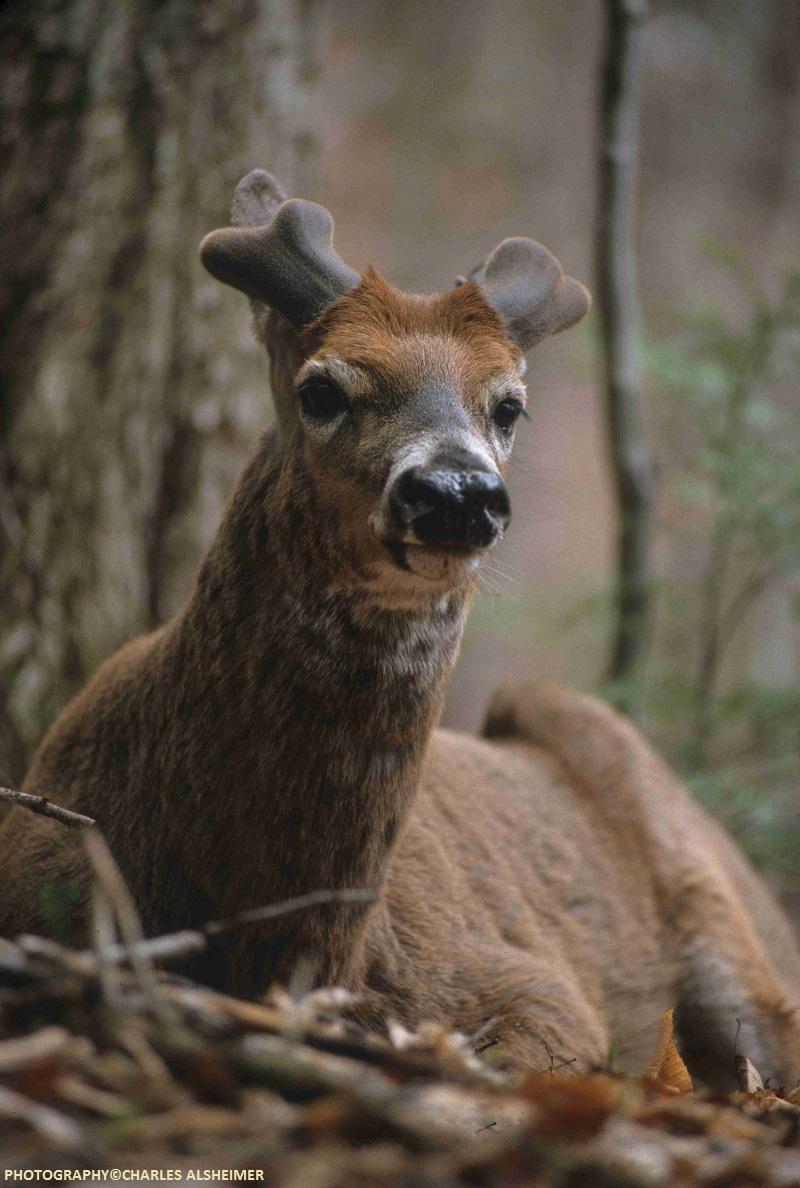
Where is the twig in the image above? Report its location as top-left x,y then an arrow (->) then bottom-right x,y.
0,1025 -> 73,1074
553,1056 -> 578,1072
83,829 -> 178,1031
94,928 -> 207,966
7,884 -> 377,1016
17,933 -> 97,978
0,1084 -> 87,1151
91,880 -> 124,1011
0,783 -> 95,828
544,1039 -> 578,1075
79,888 -> 378,967
471,1016 -> 501,1056
204,887 -> 376,936
117,1026 -> 179,1094
596,0 -> 654,702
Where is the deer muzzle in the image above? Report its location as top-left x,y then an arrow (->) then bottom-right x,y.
387,464 -> 511,551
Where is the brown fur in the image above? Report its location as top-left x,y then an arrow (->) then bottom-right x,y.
1,269 -> 799,1088
310,270 -> 520,379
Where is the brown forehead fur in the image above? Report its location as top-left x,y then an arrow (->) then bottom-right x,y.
306,268 -> 521,381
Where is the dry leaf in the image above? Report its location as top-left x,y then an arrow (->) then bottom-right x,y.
638,1097 -> 764,1141
521,1072 -> 621,1140
736,1053 -> 764,1093
643,1008 -> 693,1094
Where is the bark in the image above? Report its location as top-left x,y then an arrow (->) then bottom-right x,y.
0,0 -> 322,783
595,0 -> 654,700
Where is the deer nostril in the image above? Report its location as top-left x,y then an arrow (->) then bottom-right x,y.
389,466 -> 511,549
390,467 -> 437,523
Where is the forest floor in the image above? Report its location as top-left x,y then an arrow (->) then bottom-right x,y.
3,924 -> 800,1187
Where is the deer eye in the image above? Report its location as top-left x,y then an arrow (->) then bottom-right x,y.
298,377 -> 349,420
492,397 -> 525,433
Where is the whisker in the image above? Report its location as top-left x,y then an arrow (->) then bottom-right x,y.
476,556 -> 524,597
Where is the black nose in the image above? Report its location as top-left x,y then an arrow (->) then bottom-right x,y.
389,466 -> 511,549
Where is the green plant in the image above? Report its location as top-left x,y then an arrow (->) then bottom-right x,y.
644,249 -> 800,874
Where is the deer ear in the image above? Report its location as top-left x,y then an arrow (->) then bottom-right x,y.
472,238 -> 591,352
200,171 -> 360,329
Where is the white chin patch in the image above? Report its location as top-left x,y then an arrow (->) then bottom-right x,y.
403,545 -> 481,583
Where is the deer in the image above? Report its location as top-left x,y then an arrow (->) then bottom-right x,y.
1,169 -> 799,1089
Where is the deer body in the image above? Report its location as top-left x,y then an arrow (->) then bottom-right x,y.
1,171 -> 799,1086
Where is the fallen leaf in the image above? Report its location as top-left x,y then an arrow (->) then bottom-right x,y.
736,1053 -> 764,1093
643,1008 -> 693,1094
521,1072 -> 621,1140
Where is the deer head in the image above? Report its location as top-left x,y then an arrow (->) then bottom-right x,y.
200,171 -> 590,603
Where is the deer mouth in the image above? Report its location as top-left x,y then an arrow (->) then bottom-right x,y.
381,538 -> 485,583
371,458 -> 510,586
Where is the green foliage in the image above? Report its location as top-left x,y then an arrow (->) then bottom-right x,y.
643,249 -> 800,876
649,257 -> 800,571
687,759 -> 799,878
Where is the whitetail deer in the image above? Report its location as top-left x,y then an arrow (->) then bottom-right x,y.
1,170 -> 799,1088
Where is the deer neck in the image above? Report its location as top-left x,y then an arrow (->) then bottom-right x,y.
172,430 -> 469,985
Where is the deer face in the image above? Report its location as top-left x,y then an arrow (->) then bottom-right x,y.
200,171 -> 590,599
292,272 -> 521,591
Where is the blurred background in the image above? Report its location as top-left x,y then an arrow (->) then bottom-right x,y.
1,1 -> 798,894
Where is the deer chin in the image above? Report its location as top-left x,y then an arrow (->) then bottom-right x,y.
382,539 -> 484,584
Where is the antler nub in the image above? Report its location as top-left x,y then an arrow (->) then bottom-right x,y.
474,238 -> 591,351
201,170 -> 588,345
200,172 -> 359,329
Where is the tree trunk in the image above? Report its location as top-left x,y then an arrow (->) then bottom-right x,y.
595,0 -> 654,706
0,0 -> 321,784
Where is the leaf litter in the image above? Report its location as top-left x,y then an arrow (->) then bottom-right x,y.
3,931 -> 800,1186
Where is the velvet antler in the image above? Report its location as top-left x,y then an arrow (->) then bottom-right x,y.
200,170 -> 360,328
471,238 -> 591,351
202,170 -> 588,349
